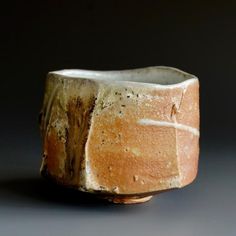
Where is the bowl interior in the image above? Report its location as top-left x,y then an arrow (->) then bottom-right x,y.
50,66 -> 196,86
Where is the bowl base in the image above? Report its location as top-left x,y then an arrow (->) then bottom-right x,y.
102,195 -> 153,204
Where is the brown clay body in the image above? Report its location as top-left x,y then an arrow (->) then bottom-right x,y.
39,67 -> 200,204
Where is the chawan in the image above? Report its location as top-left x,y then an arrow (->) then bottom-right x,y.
39,66 -> 200,204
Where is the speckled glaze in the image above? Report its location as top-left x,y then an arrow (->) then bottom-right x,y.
39,66 -> 200,204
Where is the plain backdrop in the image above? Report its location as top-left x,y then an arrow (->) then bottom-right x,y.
0,1 -> 235,236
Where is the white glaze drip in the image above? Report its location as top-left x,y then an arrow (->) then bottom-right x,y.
138,119 -> 199,136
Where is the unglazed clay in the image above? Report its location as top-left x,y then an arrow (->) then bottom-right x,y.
39,66 -> 200,204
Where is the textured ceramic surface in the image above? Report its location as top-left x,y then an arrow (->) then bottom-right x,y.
39,66 -> 200,204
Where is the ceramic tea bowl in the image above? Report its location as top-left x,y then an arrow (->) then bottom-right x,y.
39,66 -> 199,204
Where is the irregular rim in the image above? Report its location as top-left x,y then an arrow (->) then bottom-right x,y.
49,66 -> 199,89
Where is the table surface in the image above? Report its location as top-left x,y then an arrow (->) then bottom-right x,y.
0,144 -> 235,236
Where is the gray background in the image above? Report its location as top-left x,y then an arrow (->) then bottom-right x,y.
0,1 -> 235,235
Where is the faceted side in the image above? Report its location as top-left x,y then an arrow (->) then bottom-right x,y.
84,83 -> 187,194
40,74 -> 98,188
175,81 -> 200,186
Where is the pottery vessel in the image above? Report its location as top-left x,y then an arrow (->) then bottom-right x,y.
39,66 -> 200,204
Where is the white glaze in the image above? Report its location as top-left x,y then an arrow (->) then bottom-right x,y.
138,119 -> 199,136
50,66 -> 198,89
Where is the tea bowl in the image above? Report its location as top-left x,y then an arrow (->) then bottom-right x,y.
39,66 -> 199,204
